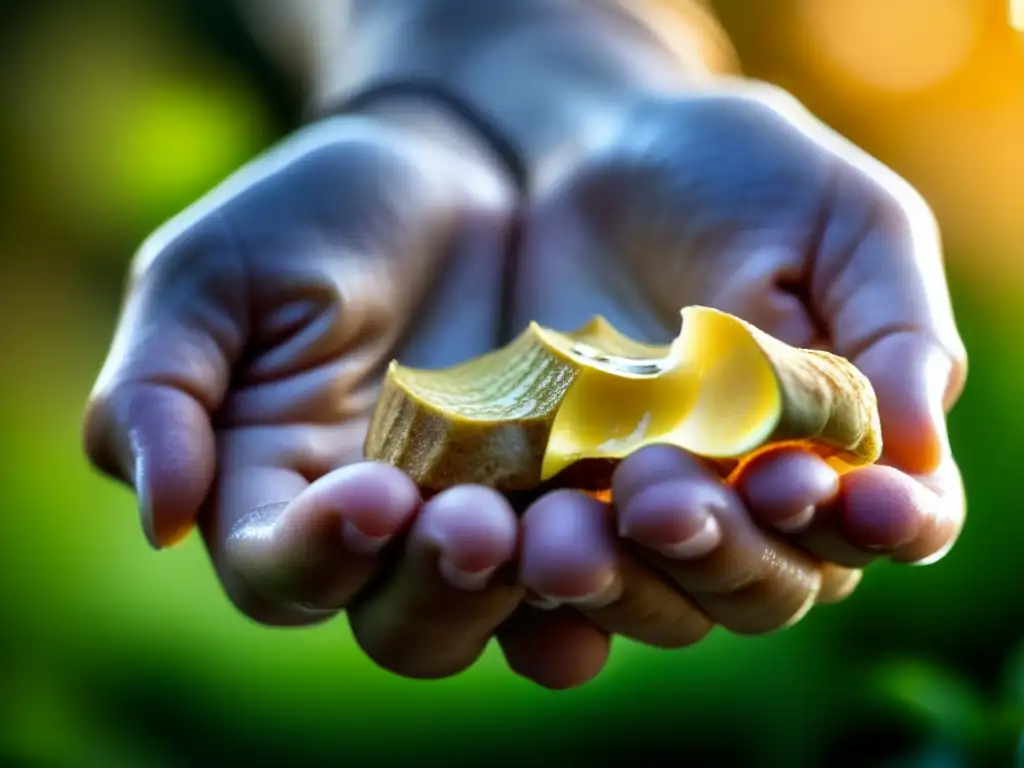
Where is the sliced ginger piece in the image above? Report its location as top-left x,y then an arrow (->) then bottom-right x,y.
364,306 -> 882,492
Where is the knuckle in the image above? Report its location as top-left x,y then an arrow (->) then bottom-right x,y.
868,174 -> 969,375
289,126 -> 420,197
668,84 -> 805,144
81,390 -> 116,473
946,338 -> 969,402
874,174 -> 940,247
81,378 -> 138,481
859,151 -> 938,251
728,80 -> 809,120
951,340 -> 968,380
131,212 -> 240,291
129,116 -> 426,291
276,116 -> 509,223
551,90 -> 826,245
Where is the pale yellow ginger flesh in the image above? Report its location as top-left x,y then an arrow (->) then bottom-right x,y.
364,306 -> 882,492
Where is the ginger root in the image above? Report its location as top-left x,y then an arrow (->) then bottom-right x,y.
364,306 -> 881,492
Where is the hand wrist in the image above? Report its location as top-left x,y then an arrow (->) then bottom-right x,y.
310,0 -> 737,165
343,95 -> 519,200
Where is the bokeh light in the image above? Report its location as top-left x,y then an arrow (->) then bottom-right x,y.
795,0 -> 982,95
780,0 -> 1024,292
6,3 -> 269,248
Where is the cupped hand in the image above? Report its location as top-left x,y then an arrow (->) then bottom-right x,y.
83,102 -> 604,684
509,82 -> 967,647
83,83 -> 969,692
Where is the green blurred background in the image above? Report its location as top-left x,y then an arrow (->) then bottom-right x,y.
1,1 -> 1022,765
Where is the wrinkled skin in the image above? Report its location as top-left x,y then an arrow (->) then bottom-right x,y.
84,83 -> 966,689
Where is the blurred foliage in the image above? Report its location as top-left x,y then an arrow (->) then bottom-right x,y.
0,1 -> 1021,766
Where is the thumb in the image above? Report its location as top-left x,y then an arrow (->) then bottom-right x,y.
852,332 -> 958,475
812,156 -> 966,475
84,215 -> 246,548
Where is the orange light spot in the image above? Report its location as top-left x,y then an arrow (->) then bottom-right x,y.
796,0 -> 981,94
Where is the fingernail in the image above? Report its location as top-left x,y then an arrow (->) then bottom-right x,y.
562,577 -> 620,609
899,345 -> 955,473
525,592 -> 563,610
775,505 -> 816,534
342,521 -> 392,556
781,593 -> 817,629
135,453 -> 160,551
293,604 -> 342,617
438,557 -> 498,591
862,542 -> 891,553
925,348 -> 955,452
908,536 -> 957,566
163,524 -> 193,548
656,515 -> 722,559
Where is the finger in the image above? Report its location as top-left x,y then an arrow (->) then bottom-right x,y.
806,121 -> 967,477
736,445 -> 964,569
817,563 -> 863,605
732,448 -> 840,534
519,490 -> 714,649
738,94 -> 968,552
698,89 -> 967,552
83,218 -> 246,547
347,485 -> 522,680
841,334 -> 966,561
613,445 -> 822,635
207,456 -> 421,626
497,606 -> 612,691
217,359 -> 380,427
734,448 -> 872,567
215,420 -> 368,480
219,181 -> 516,434
722,86 -> 968,464
732,449 -> 870,592
825,462 -> 964,566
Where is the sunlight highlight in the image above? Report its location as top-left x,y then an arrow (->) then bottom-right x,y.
797,0 -> 980,94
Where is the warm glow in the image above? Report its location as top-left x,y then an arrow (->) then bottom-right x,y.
543,309 -> 785,479
1013,0 -> 1024,31
796,0 -> 981,94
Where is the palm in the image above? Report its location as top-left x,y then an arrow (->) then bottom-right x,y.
174,114 -> 516,618
512,94 -> 835,351
506,90 -> 963,623
86,90 -> 965,691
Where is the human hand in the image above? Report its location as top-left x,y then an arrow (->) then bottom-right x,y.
83,16 -> 968,691
506,82 -> 966,646
82,102 -> 593,682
